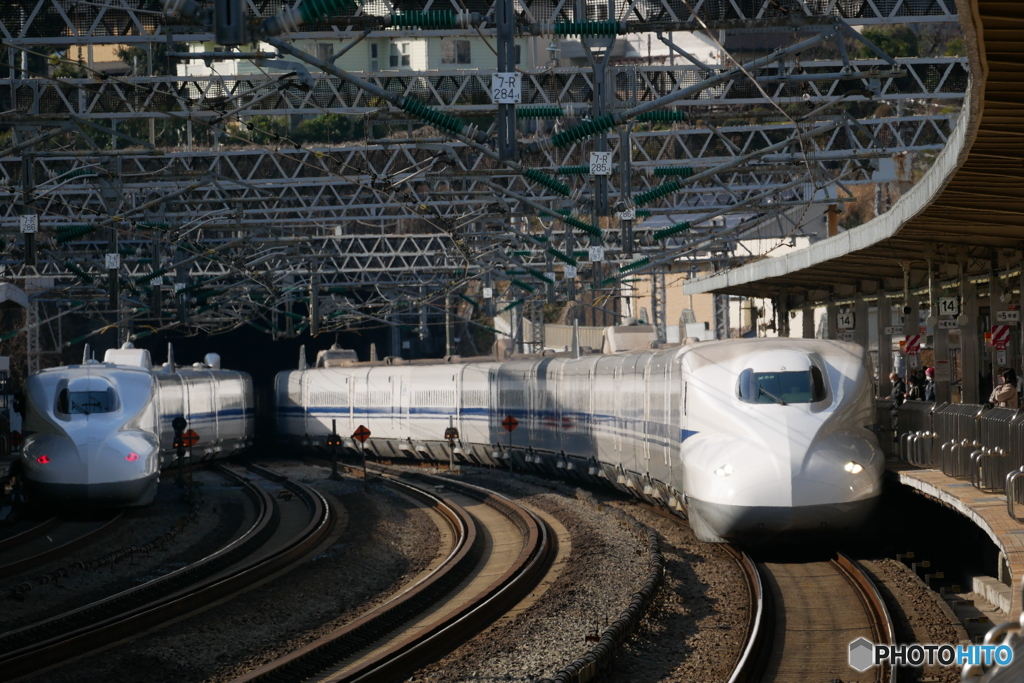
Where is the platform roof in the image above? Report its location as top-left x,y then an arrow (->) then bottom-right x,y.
684,0 -> 1024,301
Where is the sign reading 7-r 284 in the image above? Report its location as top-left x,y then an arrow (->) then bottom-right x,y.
491,72 -> 521,104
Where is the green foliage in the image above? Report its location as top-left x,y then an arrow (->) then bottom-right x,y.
294,113 -> 362,143
944,38 -> 964,57
231,113 -> 363,146
859,26 -> 919,59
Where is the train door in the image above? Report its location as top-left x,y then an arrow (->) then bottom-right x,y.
300,371 -> 310,436
669,353 -> 684,493
397,368 -> 408,437
642,355 -> 653,472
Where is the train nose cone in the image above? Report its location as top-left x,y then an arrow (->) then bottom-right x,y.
794,431 -> 883,506
22,433 -> 86,483
23,431 -> 160,505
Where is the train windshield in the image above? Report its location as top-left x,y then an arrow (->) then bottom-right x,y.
737,367 -> 826,405
57,389 -> 118,415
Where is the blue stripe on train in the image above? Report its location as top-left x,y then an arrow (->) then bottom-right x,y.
281,405 -> 695,443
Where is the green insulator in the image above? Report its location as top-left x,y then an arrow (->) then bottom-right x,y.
547,246 -> 578,267
390,10 -> 456,29
501,299 -> 524,312
600,276 -> 618,287
653,221 -> 691,241
652,166 -> 694,178
619,257 -> 650,274
633,180 -> 681,207
552,20 -> 620,37
507,269 -> 526,275
510,279 -> 535,293
551,113 -> 616,149
556,165 -> 590,175
518,106 -> 563,119
457,293 -> 480,309
400,98 -> 465,136
528,268 -> 554,285
299,0 -> 357,23
533,235 -> 549,243
562,215 -> 601,238
64,169 -> 97,179
55,224 -> 96,244
524,168 -> 570,197
636,110 -> 688,122
118,245 -> 137,256
573,250 -> 588,258
635,210 -> 651,218
64,261 -> 94,284
137,267 -> 169,285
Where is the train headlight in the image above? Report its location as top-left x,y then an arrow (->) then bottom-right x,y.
844,461 -> 864,474
714,464 -> 734,477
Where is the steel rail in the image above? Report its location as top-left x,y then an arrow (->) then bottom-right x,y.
0,512 -> 124,579
0,464 -> 333,681
229,470 -> 476,683
640,503 -> 764,683
833,552 -> 897,683
722,544 -> 771,683
0,516 -> 61,558
753,553 -> 895,683
232,463 -> 553,683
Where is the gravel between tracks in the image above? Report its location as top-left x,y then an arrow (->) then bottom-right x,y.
408,470 -> 746,683
22,463 -> 440,683
861,558 -> 966,683
1,470 -> 244,632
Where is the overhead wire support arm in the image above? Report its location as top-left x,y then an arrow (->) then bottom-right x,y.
534,29 -> 836,152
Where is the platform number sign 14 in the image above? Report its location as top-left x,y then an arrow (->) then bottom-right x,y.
491,72 -> 521,104
836,311 -> 854,330
937,297 -> 958,317
589,152 -> 613,176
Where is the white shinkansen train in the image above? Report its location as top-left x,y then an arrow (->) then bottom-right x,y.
276,329 -> 884,543
20,344 -> 254,506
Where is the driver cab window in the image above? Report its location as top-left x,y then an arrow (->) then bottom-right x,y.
737,367 -> 826,405
57,388 -> 118,415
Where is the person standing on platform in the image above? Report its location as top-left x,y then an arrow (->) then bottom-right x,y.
989,369 -> 1019,409
889,371 -> 907,406
924,367 -> 936,402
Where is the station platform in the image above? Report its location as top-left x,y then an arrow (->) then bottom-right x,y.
887,462 -> 1023,620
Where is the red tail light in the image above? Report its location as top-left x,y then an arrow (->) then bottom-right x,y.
126,452 -> 140,462
36,455 -> 50,464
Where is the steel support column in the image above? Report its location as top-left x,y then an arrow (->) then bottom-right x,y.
495,0 -> 516,161
877,296 -> 892,398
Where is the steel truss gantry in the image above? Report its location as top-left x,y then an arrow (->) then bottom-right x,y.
0,0 -> 964,345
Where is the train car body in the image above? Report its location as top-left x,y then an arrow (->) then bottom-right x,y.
276,336 -> 883,543
20,345 -> 254,506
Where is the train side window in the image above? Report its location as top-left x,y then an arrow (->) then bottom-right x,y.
57,388 -> 69,414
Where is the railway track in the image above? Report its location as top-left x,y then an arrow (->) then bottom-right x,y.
231,464 -> 554,683
640,502 -> 892,683
0,512 -> 123,579
737,552 -> 895,683
0,464 -> 334,682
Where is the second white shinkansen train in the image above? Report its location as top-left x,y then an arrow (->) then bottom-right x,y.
275,331 -> 884,543
20,344 -> 254,506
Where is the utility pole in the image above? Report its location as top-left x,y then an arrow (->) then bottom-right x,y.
495,0 -> 517,160
18,129 -> 37,268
